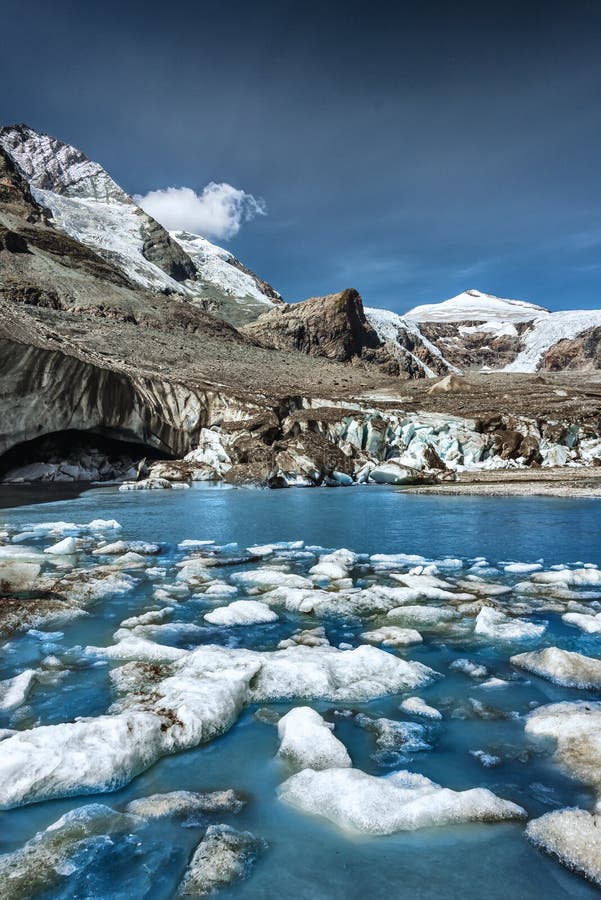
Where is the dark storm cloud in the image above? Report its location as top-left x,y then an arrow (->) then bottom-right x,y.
2,0 -> 601,311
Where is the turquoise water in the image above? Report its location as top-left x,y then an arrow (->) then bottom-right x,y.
0,484 -> 600,898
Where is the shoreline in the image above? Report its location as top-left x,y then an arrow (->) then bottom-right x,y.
2,466 -> 601,510
0,482 -> 93,511
401,466 -> 601,498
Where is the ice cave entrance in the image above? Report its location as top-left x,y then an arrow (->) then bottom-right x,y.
0,429 -> 173,483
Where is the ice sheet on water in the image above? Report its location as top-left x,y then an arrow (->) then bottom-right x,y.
400,696 -> 442,719
276,707 -> 351,772
177,824 -> 266,897
526,808 -> 601,887
474,607 -> 547,641
204,600 -> 278,626
513,647 -> 601,690
278,767 -> 526,834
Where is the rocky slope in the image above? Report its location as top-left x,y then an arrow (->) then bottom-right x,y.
405,289 -> 601,373
243,290 -> 456,378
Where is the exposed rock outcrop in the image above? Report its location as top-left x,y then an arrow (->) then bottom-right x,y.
540,328 -> 601,372
243,289 -> 383,362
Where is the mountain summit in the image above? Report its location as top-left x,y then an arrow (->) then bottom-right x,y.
0,124 -> 281,323
406,289 -> 549,323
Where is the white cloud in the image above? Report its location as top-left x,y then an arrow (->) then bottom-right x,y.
134,182 -> 266,240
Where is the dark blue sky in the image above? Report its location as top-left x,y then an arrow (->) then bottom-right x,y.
2,0 -> 601,312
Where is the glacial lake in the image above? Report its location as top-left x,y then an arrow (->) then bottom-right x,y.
0,483 -> 600,899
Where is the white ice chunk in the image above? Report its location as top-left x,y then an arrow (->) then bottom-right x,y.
230,570 -> 313,594
361,626 -> 423,647
310,549 -> 358,582
44,537 -> 77,556
277,707 -> 351,771
0,712 -> 165,808
562,611 -> 601,634
532,568 -> 601,586
204,600 -> 278,626
278,767 -> 526,834
525,701 -> 601,800
526,809 -> 601,887
512,647 -> 601,689
0,669 -> 37,711
503,562 -> 543,574
370,553 -> 427,568
450,658 -> 489,678
399,696 -> 442,719
474,607 -> 547,641
387,605 -> 460,627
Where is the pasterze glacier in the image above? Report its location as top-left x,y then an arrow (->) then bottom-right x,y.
2,3 -> 601,896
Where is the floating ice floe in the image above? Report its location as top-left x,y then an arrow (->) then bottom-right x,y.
0,711 -> 166,808
0,803 -> 138,899
276,707 -> 351,772
0,643 -> 434,808
356,714 -> 431,762
21,520 -> 121,537
360,626 -> 423,647
386,605 -> 460,627
399,696 -> 442,719
512,647 -> 601,690
562,611 -> 601,634
526,808 -> 601,888
474,607 -> 547,641
370,553 -> 427,568
478,677 -> 509,689
278,767 -> 526,834
0,545 -> 46,564
49,570 -> 138,606
119,477 -> 184,491
119,608 -> 173,629
503,562 -> 543,574
531,568 -> 601,587
525,701 -> 601,800
390,572 -> 474,602
92,540 -> 160,556
43,536 -> 78,555
469,749 -> 501,768
230,570 -> 313,594
310,549 -> 358,582
177,825 -> 265,897
125,788 -> 245,820
449,658 -> 489,678
0,560 -> 41,592
0,669 -> 37,712
204,600 -> 278,626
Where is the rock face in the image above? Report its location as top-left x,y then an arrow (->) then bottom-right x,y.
243,289 -> 383,362
244,290 -> 460,378
539,328 -> 601,371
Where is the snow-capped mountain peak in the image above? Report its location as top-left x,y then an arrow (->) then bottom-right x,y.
0,124 -> 128,202
0,124 -> 281,313
406,289 -> 549,324
171,230 -> 281,305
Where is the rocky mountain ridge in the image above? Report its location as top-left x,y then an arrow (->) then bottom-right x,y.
407,289 -> 601,373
